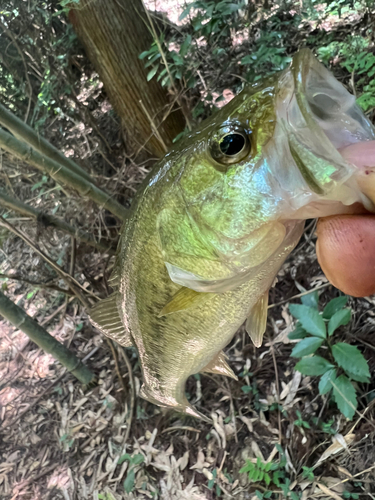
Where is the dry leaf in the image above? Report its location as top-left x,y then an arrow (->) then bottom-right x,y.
315,433 -> 355,465
318,483 -> 343,500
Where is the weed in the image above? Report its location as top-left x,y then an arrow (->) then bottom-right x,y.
289,294 -> 370,420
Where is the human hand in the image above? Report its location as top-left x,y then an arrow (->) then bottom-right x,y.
316,141 -> 375,297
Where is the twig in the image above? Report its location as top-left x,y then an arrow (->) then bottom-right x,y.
0,189 -> 115,254
0,216 -> 95,307
268,283 -> 330,309
270,343 -> 283,443
161,426 -> 201,434
0,272 -> 73,296
119,346 -> 135,446
139,99 -> 168,154
330,464 -> 375,490
0,21 -> 32,122
107,338 -> 128,398
0,127 -> 128,221
225,378 -> 238,443
0,102 -> 93,182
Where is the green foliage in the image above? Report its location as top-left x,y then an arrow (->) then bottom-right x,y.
289,295 -> 370,420
294,410 -> 310,429
289,304 -> 326,339
117,453 -> 144,493
239,446 -> 309,498
301,466 -> 314,481
317,36 -> 375,112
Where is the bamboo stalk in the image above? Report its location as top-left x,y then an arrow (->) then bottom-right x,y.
0,102 -> 93,182
0,290 -> 94,384
0,189 -> 115,254
0,128 -> 128,221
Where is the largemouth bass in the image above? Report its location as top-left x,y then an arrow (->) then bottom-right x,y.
90,49 -> 375,419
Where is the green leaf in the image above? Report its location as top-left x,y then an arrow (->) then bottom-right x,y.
301,290 -> 319,309
328,308 -> 351,335
139,50 -> 151,60
241,385 -> 252,394
323,296 -> 348,319
179,5 -> 192,21
289,305 -> 326,338
124,469 -> 135,493
130,454 -> 144,466
147,66 -> 158,81
291,337 -> 323,358
264,472 -> 271,486
118,453 -> 132,465
288,323 -> 308,340
295,356 -> 334,376
318,369 -> 337,395
332,343 -> 370,382
179,35 -> 192,57
332,375 -> 357,420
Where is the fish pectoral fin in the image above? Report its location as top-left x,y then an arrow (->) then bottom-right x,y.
246,291 -> 269,348
201,351 -> 238,380
158,286 -> 214,317
89,294 -> 132,347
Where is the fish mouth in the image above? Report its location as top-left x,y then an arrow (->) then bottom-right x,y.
273,48 -> 375,216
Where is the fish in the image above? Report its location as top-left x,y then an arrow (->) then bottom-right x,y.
89,49 -> 375,419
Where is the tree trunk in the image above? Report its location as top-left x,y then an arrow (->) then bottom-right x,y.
70,0 -> 185,158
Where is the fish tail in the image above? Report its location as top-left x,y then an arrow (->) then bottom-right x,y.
139,384 -> 210,422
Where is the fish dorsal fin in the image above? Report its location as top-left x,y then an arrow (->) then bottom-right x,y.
158,287 -> 214,317
201,351 -> 238,380
246,291 -> 269,347
89,294 -> 132,347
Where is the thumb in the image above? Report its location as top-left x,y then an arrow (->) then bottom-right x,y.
316,214 -> 375,297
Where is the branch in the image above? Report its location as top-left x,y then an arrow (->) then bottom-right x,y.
0,216 -> 93,308
0,189 -> 115,254
0,272 -> 73,296
0,290 -> 94,384
0,102 -> 93,183
0,127 -> 128,221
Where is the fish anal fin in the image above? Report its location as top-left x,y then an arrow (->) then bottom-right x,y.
89,294 -> 132,347
201,351 -> 237,380
158,286 -> 214,317
246,291 -> 269,348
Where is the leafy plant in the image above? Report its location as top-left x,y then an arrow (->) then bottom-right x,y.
293,410 -> 310,429
289,294 -> 370,419
239,446 -> 302,499
317,36 -> 375,112
117,453 -> 144,493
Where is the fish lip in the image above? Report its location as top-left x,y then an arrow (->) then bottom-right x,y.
289,48 -> 342,157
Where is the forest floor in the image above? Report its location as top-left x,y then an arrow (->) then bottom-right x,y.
1,1 -> 375,499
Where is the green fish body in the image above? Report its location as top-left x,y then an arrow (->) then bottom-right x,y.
90,50 -> 375,418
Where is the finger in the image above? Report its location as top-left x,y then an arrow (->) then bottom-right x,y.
316,215 -> 375,297
340,140 -> 375,205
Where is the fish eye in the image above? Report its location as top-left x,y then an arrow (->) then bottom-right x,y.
209,124 -> 251,166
